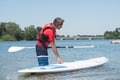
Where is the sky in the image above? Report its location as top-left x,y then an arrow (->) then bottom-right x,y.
0,0 -> 120,36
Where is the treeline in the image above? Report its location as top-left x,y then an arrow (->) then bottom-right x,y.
0,22 -> 42,41
104,28 -> 120,39
0,22 -> 120,41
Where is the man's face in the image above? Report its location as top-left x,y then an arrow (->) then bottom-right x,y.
56,23 -> 63,30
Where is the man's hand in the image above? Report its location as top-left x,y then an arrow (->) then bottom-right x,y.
57,58 -> 63,64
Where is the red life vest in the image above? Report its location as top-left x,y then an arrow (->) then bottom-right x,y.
36,23 -> 56,47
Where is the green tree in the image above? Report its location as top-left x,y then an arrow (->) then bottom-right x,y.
24,25 -> 37,40
104,31 -> 113,39
6,22 -> 23,41
36,27 -> 42,34
113,28 -> 120,39
0,22 -> 7,36
0,22 -> 23,41
104,27 -> 120,39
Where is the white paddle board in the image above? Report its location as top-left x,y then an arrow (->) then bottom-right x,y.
18,57 -> 108,73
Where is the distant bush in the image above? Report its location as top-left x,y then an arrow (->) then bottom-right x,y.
0,35 -> 16,41
104,28 -> 120,39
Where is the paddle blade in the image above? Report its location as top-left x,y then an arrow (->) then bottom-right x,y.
8,46 -> 25,52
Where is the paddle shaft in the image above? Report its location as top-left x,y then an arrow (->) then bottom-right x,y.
49,46 -> 75,48
8,45 -> 94,52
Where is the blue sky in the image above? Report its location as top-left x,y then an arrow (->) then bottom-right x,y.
1,0 -> 120,36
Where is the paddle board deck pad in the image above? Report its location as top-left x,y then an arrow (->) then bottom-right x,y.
18,57 -> 109,73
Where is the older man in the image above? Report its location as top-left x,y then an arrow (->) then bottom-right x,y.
36,17 -> 64,66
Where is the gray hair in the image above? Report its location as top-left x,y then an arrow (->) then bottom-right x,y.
53,17 -> 64,24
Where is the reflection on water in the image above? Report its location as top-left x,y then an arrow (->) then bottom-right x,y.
18,72 -> 68,80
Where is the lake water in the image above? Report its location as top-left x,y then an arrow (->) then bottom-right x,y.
0,40 -> 120,80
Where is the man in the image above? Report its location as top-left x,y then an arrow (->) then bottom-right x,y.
36,17 -> 64,66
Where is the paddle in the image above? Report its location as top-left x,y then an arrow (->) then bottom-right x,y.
8,45 -> 94,52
